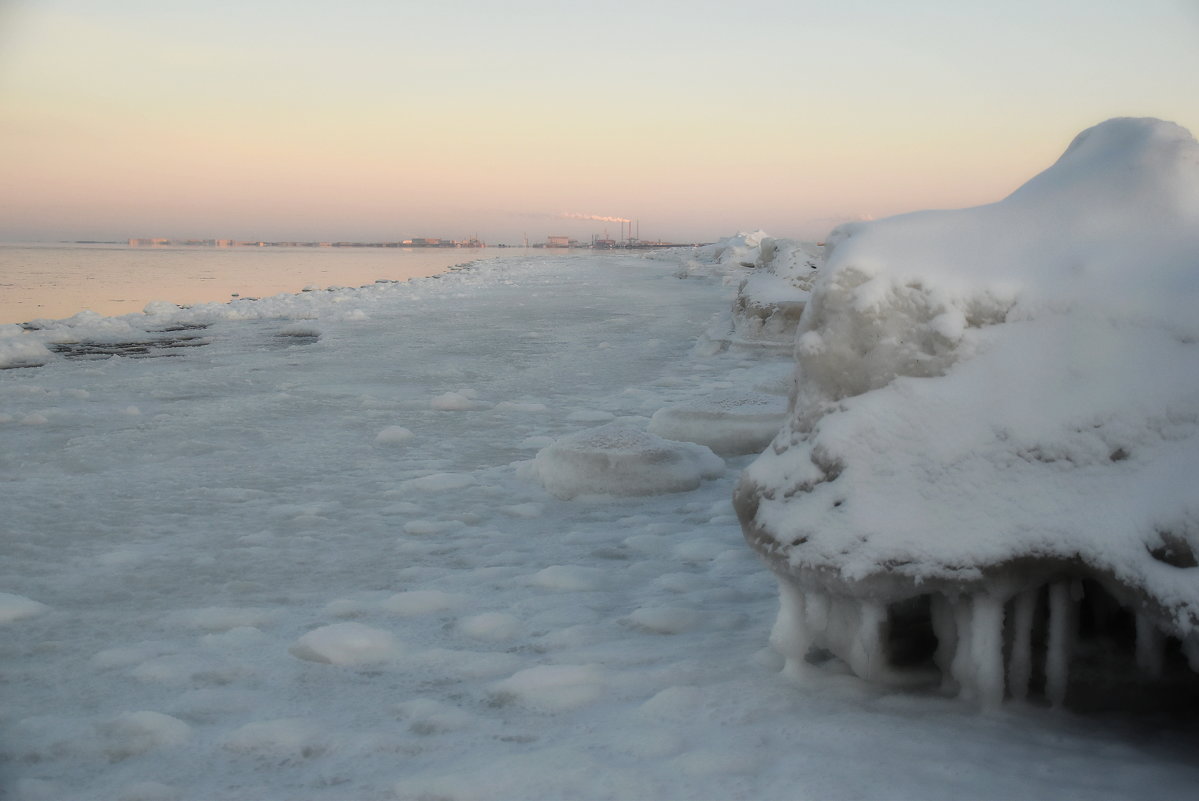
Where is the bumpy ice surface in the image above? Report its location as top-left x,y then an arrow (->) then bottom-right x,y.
3,237 -> 1198,798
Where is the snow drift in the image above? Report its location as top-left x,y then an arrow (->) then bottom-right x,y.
735,118 -> 1199,709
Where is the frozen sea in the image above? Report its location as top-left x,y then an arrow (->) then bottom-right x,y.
2,249 -> 1197,800
0,243 -> 530,325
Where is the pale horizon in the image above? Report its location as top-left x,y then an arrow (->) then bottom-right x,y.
2,0 -> 1197,245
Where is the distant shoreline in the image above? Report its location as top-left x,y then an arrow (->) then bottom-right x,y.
113,238 -> 706,250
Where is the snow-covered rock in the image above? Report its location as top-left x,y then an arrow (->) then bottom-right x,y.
736,117 -> 1199,708
526,423 -> 724,499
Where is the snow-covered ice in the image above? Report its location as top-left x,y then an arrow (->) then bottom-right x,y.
3,165 -> 1199,798
737,117 -> 1199,710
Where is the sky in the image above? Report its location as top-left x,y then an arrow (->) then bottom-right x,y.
1,0 -> 1197,245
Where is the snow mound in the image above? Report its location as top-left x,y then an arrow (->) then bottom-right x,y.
288,622 -> 401,665
527,423 -> 724,499
648,390 -> 788,455
431,391 -> 483,411
736,117 -> 1199,708
375,425 -> 414,445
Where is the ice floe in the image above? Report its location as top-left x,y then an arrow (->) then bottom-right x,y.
526,423 -> 725,499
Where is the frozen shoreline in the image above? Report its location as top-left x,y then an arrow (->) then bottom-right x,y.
3,247 -> 1198,799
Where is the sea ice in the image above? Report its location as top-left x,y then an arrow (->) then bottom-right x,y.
648,390 -> 788,455
527,423 -> 725,499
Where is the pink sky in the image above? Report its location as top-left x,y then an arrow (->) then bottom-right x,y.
2,0 -> 1197,244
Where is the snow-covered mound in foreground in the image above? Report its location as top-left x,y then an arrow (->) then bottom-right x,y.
735,118 -> 1199,709
527,423 -> 724,499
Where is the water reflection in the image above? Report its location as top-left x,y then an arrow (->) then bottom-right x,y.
0,244 -> 534,324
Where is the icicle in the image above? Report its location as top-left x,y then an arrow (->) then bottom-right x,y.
1008,589 -> 1037,701
1134,614 -> 1166,679
950,597 -> 976,700
1045,581 -> 1073,706
1183,635 -> 1199,674
930,594 -> 958,693
770,579 -> 811,679
804,590 -> 829,633
972,594 -> 1006,710
847,601 -> 887,683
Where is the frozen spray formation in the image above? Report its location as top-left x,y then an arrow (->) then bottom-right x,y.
689,231 -> 823,349
735,118 -> 1199,709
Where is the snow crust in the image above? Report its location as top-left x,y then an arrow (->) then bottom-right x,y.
737,118 -> 1199,704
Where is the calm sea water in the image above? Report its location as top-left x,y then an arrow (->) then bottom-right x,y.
0,243 -> 535,325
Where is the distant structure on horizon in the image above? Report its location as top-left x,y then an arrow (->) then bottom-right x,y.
128,237 -> 487,249
125,222 -> 705,250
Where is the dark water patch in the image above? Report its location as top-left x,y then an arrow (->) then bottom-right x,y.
48,333 -> 210,361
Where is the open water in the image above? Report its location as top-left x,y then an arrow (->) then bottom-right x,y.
0,243 -> 534,325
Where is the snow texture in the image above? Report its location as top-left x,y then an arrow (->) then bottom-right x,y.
737,117 -> 1199,708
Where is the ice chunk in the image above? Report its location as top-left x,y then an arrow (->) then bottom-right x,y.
400,472 -> 476,493
648,391 -> 787,455
288,622 -> 401,665
0,327 -> 51,369
491,664 -> 607,711
375,425 -> 414,444
527,423 -> 724,499
431,391 -> 480,410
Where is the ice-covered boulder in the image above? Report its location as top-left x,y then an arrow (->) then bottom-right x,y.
730,238 -> 822,347
692,231 -> 770,268
527,423 -> 724,499
648,391 -> 788,455
736,118 -> 1199,709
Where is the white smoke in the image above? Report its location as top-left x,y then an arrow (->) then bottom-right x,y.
560,212 -> 631,224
